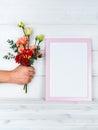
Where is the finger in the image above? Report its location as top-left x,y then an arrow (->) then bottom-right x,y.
25,77 -> 32,84
29,76 -> 33,79
29,70 -> 35,74
29,74 -> 34,78
28,77 -> 33,83
28,66 -> 35,72
29,69 -> 35,75
28,79 -> 31,83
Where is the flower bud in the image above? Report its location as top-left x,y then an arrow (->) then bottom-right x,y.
35,35 -> 39,41
24,27 -> 32,36
39,34 -> 44,42
18,22 -> 25,28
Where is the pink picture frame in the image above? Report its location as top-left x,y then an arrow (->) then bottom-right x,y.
45,38 -> 92,101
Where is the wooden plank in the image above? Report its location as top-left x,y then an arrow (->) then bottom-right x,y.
0,0 -> 98,24
0,119 -> 97,128
93,51 -> 98,76
0,25 -> 98,50
0,126 -> 98,130
0,77 -> 45,99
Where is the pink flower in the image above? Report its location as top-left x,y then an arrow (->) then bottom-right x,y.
16,36 -> 28,46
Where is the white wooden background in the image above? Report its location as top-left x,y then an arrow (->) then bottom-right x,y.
0,0 -> 98,129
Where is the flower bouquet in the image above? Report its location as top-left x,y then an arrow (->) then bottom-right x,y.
4,22 -> 44,93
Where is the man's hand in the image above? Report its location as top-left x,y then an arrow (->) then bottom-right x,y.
0,65 -> 35,85
10,65 -> 35,85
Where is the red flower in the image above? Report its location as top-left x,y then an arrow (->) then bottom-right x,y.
15,49 -> 33,66
23,49 -> 33,56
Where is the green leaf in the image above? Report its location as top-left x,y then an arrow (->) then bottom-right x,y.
3,53 -> 15,60
37,46 -> 40,50
30,58 -> 34,65
38,54 -> 42,58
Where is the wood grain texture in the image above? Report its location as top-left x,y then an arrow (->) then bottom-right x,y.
0,0 -> 98,129
0,0 -> 98,24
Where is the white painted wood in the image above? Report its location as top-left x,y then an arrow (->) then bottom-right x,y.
0,77 -> 45,98
0,0 -> 97,129
0,25 -> 98,50
0,0 -> 98,24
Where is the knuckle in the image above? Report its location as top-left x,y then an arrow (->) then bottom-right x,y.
25,78 -> 30,84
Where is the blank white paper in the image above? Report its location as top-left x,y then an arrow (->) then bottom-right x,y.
50,42 -> 88,98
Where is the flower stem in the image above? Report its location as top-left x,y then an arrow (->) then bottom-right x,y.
24,84 -> 27,93
25,84 -> 27,93
22,27 -> 26,36
23,85 -> 25,90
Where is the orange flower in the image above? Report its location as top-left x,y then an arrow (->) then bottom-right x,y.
36,50 -> 42,58
16,36 -> 28,46
25,45 -> 37,54
18,45 -> 37,53
18,46 -> 24,53
29,45 -> 37,51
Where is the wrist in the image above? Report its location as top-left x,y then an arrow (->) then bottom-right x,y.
0,70 -> 14,83
8,70 -> 15,83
